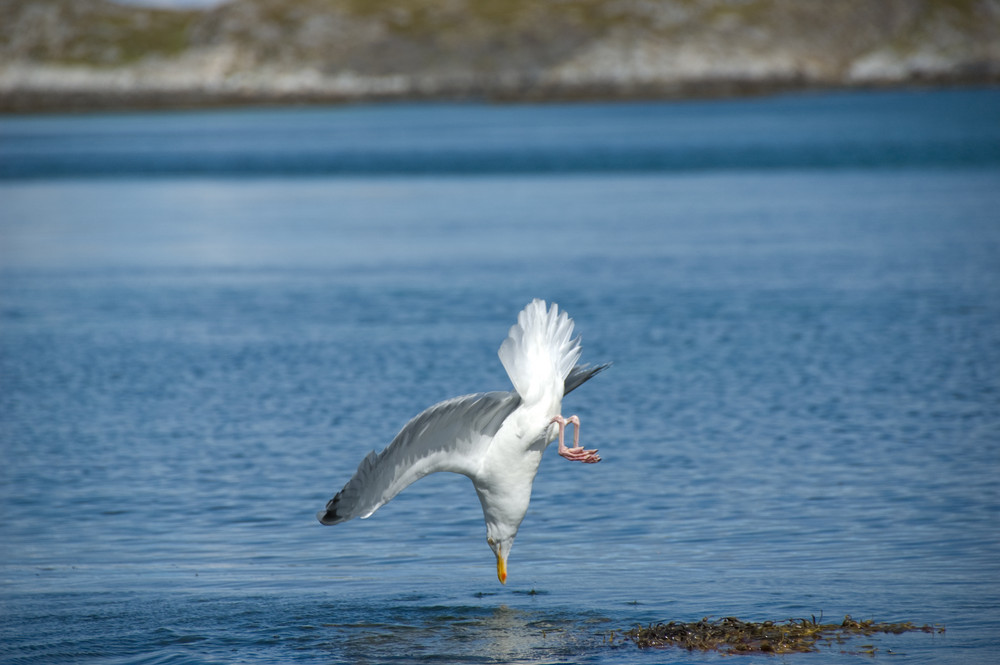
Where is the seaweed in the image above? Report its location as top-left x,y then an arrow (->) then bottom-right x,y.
621,615 -> 944,654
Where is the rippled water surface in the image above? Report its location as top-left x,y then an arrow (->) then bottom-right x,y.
2,89 -> 999,663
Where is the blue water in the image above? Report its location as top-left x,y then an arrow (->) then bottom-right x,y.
1,89 -> 999,664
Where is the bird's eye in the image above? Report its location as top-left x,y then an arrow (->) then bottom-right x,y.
487,537 -> 496,546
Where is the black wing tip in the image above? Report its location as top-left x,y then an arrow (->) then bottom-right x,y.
316,508 -> 339,525
316,493 -> 345,525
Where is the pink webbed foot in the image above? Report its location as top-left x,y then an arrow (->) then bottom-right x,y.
551,415 -> 601,463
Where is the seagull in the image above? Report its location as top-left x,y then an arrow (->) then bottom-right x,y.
317,299 -> 608,584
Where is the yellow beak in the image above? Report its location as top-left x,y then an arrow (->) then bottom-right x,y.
496,554 -> 508,585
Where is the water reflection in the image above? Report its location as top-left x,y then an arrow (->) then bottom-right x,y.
323,602 -> 608,664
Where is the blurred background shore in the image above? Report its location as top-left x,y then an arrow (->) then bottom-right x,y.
2,0 -> 998,113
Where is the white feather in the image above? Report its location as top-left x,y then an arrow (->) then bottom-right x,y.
497,298 -> 581,404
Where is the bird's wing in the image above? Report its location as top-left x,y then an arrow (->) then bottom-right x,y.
317,391 -> 521,525
564,362 -> 611,396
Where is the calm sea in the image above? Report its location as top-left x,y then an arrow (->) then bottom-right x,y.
2,89 -> 999,664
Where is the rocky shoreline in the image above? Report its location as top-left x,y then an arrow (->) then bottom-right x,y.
2,0 -> 998,113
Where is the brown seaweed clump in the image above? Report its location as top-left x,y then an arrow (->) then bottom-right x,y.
622,615 -> 943,654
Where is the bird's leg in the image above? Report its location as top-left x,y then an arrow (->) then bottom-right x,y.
551,415 -> 601,463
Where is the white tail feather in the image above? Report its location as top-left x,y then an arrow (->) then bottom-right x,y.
498,299 -> 581,403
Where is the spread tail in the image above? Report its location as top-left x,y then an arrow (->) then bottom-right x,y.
498,299 -> 581,403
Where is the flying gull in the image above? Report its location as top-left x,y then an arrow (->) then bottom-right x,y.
317,299 -> 608,584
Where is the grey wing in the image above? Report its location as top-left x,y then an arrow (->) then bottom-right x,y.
317,391 -> 521,525
564,362 -> 611,396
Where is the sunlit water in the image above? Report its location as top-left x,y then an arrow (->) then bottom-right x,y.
2,89 -> 999,663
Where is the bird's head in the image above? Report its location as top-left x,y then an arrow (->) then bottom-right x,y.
486,526 -> 516,585
478,482 -> 529,585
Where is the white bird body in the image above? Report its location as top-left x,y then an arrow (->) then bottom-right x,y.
317,299 -> 607,583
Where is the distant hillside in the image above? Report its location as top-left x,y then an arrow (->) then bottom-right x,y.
2,0 -> 998,111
